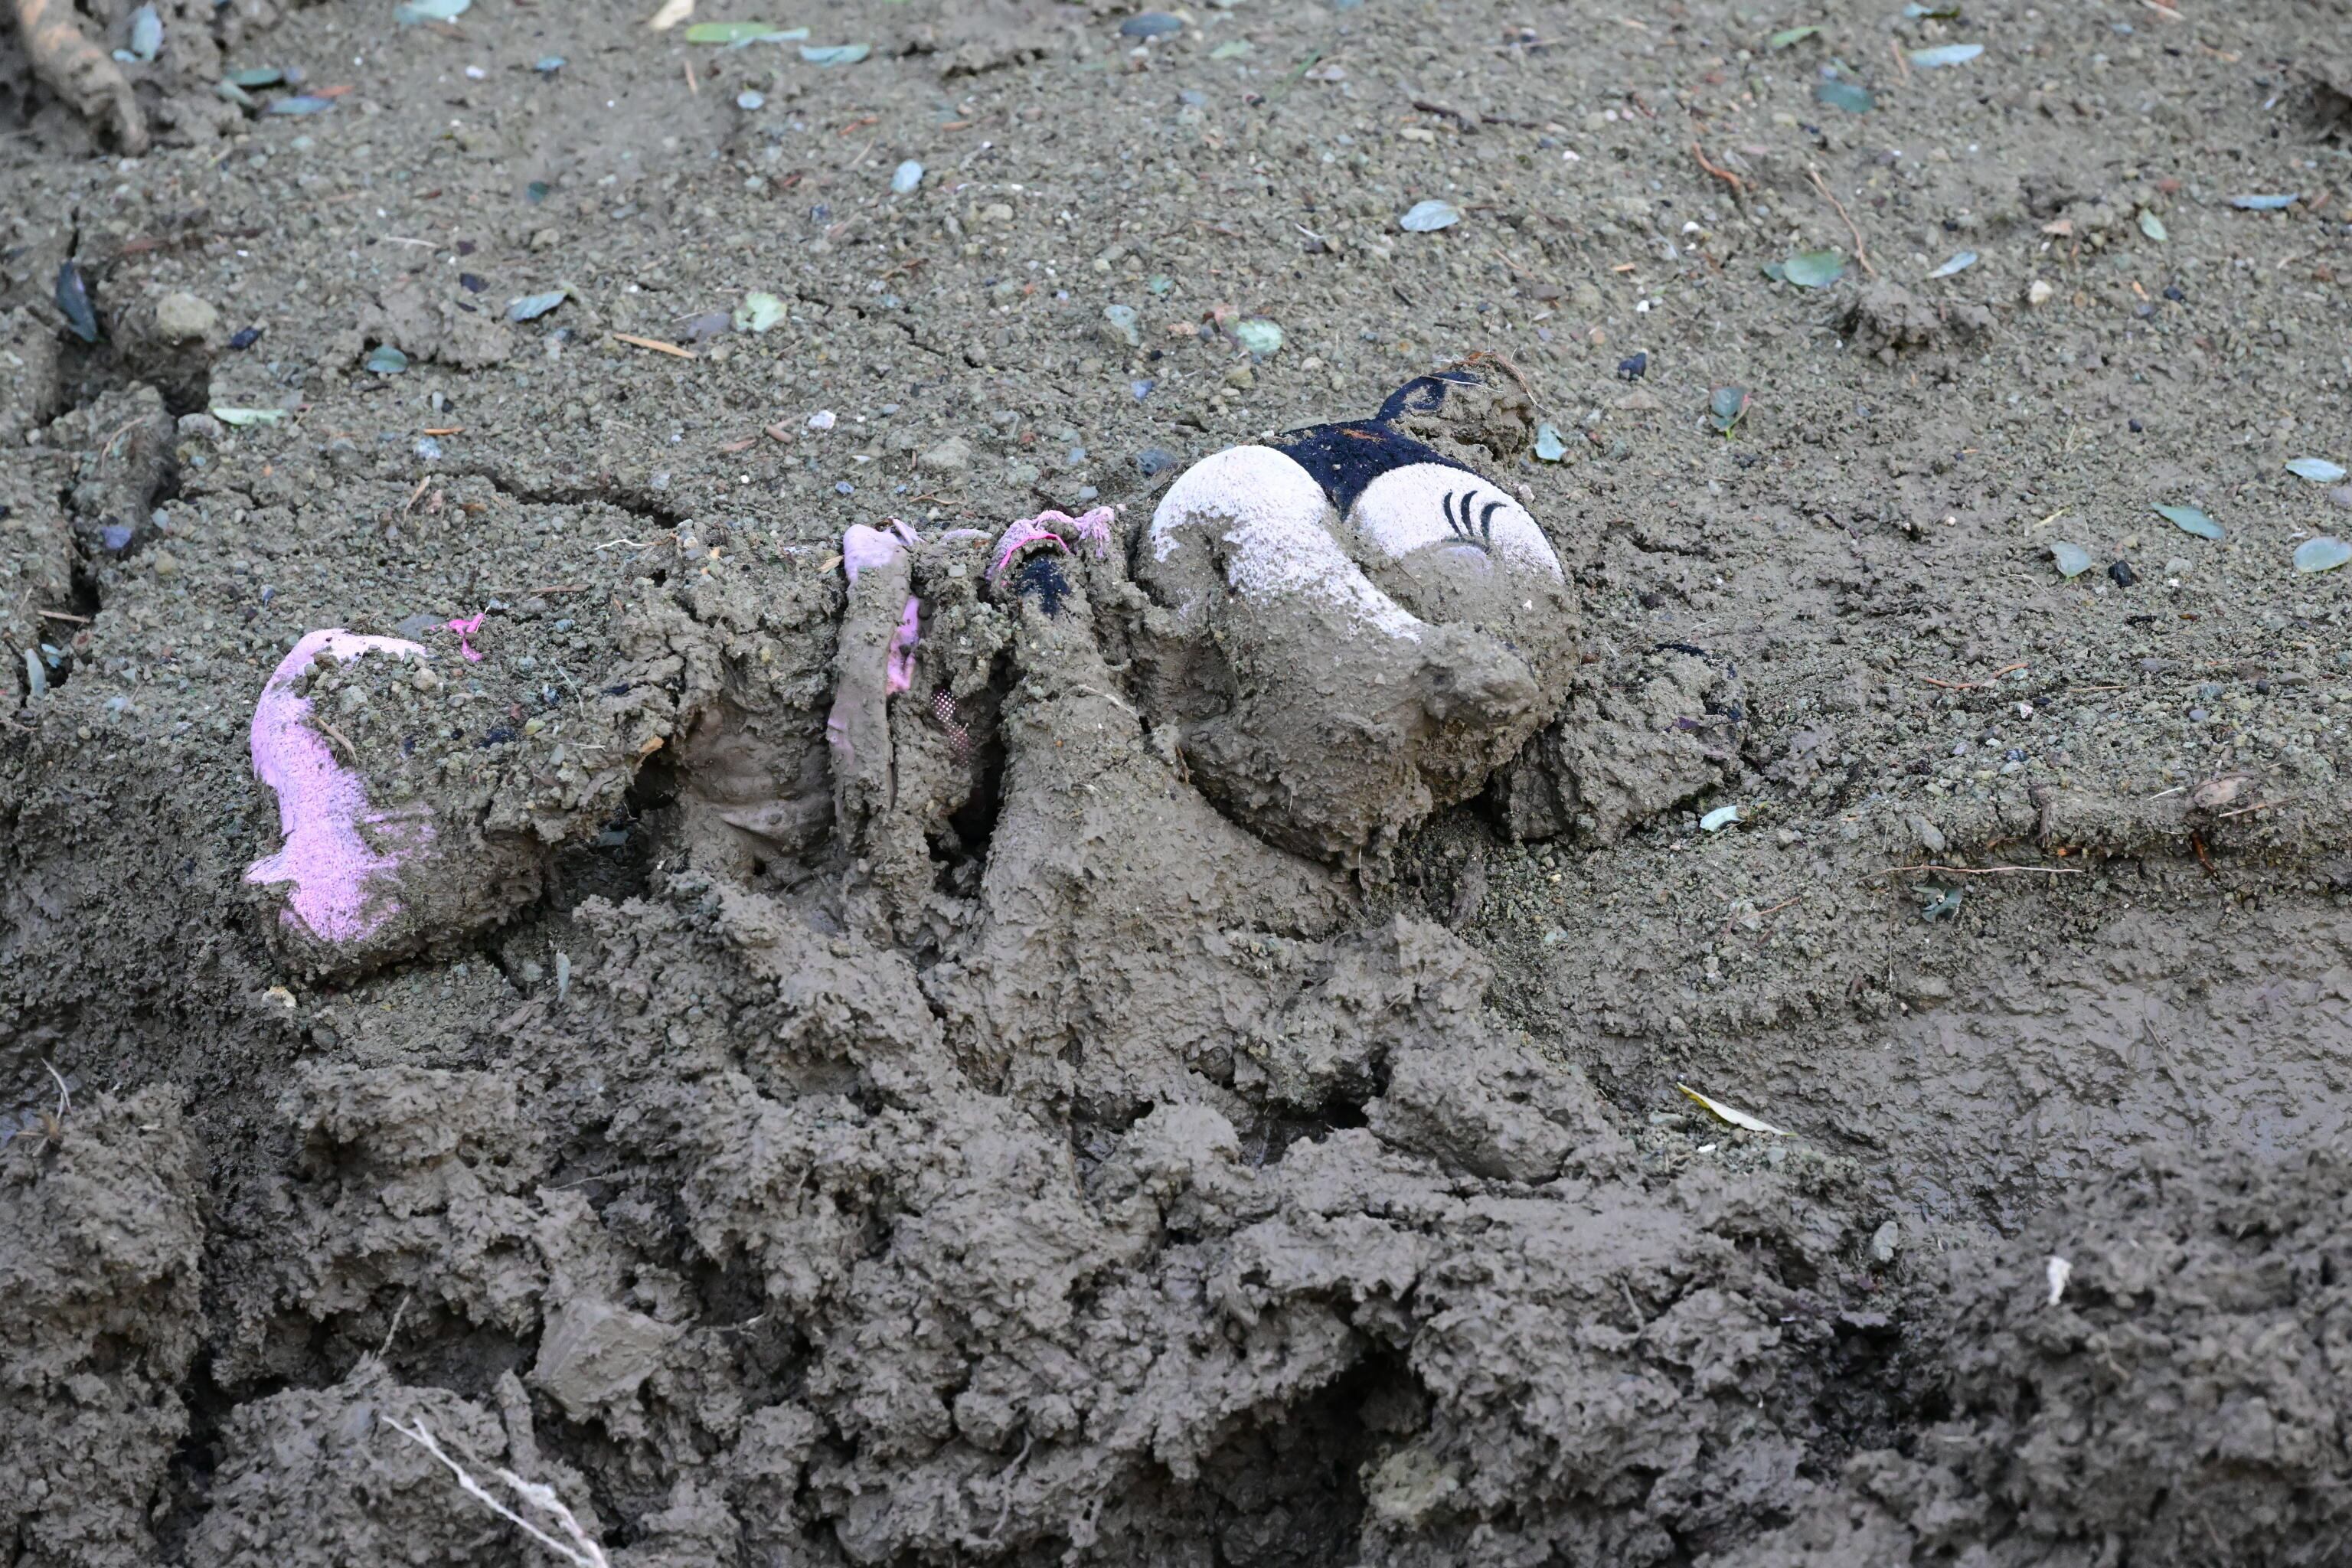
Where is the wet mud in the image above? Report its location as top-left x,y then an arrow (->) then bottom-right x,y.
5,0 -> 2352,1563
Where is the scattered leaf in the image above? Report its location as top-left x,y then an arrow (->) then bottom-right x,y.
1210,38 -> 1252,58
2295,537 -> 2351,573
891,159 -> 924,194
364,345 -> 410,374
2138,208 -> 2167,242
2229,193 -> 2298,210
1119,11 -> 1184,37
2050,541 -> 2092,578
224,66 -> 286,86
2154,503 -> 2223,541
1534,422 -> 1567,462
735,90 -> 765,109
1400,199 -> 1462,232
214,79 -> 256,107
1700,805 -> 1742,831
267,94 -> 335,114
534,55 -> 567,72
799,42 -> 870,64
1909,41 -> 1984,67
2285,456 -> 2347,483
1813,77 -> 1873,113
645,0 -> 694,29
526,180 -> 551,202
733,291 -> 786,333
53,262 -> 97,343
394,0 -> 470,23
1919,887 -> 1964,920
128,5 -> 162,61
1926,250 -> 1977,278
1903,2 -> 1961,15
1676,1083 -> 1790,1137
211,406 -> 287,426
1780,249 -> 1845,287
1769,24 -> 1820,47
1232,317 -> 1283,356
505,289 -> 570,322
1707,384 -> 1749,434
682,21 -> 806,41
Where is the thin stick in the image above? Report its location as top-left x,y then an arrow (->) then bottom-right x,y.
2216,798 -> 2292,819
1870,863 -> 2085,878
44,1060 -> 70,1120
1690,140 -> 1744,197
1890,36 -> 1912,83
38,609 -> 90,623
1808,165 -> 1877,277
609,332 -> 696,360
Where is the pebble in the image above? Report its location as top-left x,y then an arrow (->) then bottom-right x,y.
1119,11 -> 1183,37
1616,351 -> 1648,381
916,436 -> 972,473
737,90 -> 766,110
1100,303 -> 1141,349
153,290 -> 218,342
891,159 -> 923,194
2108,560 -> 2135,586
1135,446 -> 1178,477
808,410 -> 838,431
415,436 -> 443,461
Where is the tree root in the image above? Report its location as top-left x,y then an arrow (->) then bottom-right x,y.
11,0 -> 149,153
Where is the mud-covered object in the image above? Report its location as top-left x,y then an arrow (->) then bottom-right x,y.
1132,371 -> 1579,867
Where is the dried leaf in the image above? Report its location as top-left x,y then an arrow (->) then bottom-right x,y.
1779,250 -> 1845,288
394,0 -> 470,24
2285,456 -> 2347,483
1533,422 -> 1566,462
1699,805 -> 1741,831
1769,24 -> 1820,47
1926,250 -> 1977,278
1400,199 -> 1462,232
211,406 -> 288,426
1813,78 -> 1873,113
505,289 -> 570,322
1909,41 -> 1984,67
1676,1083 -> 1790,1137
2294,536 -> 2350,573
2229,193 -> 2298,210
799,42 -> 870,65
733,291 -> 786,333
1707,384 -> 1749,434
364,345 -> 410,374
2138,208 -> 2167,242
2050,541 -> 2092,578
683,21 -> 805,41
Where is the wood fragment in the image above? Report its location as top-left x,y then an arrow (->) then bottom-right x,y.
1690,140 -> 1744,197
609,332 -> 696,360
1807,165 -> 1877,278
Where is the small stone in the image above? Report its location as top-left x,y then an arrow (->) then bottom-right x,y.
808,410 -> 838,431
1099,303 -> 1141,350
176,412 -> 224,441
1223,364 -> 1256,390
1135,446 -> 1178,478
980,201 -> 1014,224
916,436 -> 972,473
2027,279 -> 2055,305
891,159 -> 923,194
1912,816 -> 1947,854
2107,560 -> 2135,587
153,290 -> 219,342
1870,1220 -> 1903,1263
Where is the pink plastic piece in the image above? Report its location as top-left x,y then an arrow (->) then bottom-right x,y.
445,611 -> 485,662
243,630 -> 435,943
887,596 -> 920,694
986,518 -> 1071,583
842,522 -> 910,583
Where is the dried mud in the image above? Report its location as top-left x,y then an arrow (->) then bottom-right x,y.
5,0 -> 2352,1563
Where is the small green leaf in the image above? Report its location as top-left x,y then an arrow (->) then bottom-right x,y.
2285,457 -> 2347,483
2294,537 -> 2351,573
1400,199 -> 1462,232
1909,41 -> 1984,67
799,42 -> 871,65
1813,78 -> 1874,113
683,21 -> 806,42
1700,805 -> 1742,831
224,66 -> 285,86
211,406 -> 287,426
394,0 -> 469,23
1707,384 -> 1749,434
2154,504 -> 2223,541
505,289 -> 570,322
1903,2 -> 1961,15
2050,541 -> 2092,578
2138,209 -> 2167,242
1232,318 -> 1283,356
1769,24 -> 1820,47
1780,250 -> 1845,288
1210,39 -> 1252,58
733,291 -> 786,333
266,94 -> 335,114
1534,422 -> 1567,462
364,345 -> 410,374
2229,193 -> 2298,211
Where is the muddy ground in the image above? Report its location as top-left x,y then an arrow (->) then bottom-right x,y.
5,0 -> 2352,1563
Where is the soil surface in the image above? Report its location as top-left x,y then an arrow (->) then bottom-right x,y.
6,0 -> 2352,1564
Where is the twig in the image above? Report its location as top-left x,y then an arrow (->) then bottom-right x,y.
1921,662 -> 2027,691
318,722 -> 361,762
2216,797 -> 2293,819
1690,140 -> 1744,197
44,1060 -> 70,1120
378,1292 -> 411,1360
1869,863 -> 2085,878
1808,165 -> 1877,277
387,1418 -> 609,1568
38,609 -> 90,623
400,475 -> 433,514
609,332 -> 696,360
1890,36 -> 1912,83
